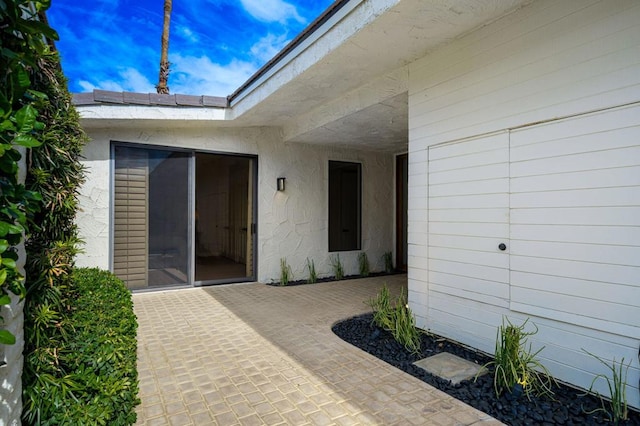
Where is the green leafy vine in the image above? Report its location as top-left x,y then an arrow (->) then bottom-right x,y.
0,0 -> 58,344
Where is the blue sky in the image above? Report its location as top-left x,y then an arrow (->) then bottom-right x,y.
47,0 -> 334,96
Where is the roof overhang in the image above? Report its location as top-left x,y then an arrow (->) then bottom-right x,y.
76,0 -> 532,152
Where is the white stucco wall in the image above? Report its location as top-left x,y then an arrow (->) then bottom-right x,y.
76,123 -> 394,284
407,0 -> 640,408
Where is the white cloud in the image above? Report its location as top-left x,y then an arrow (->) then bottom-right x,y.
169,53 -> 258,96
176,25 -> 199,43
77,67 -> 156,93
250,33 -> 290,63
120,68 -> 157,92
76,57 -> 258,96
78,80 -> 98,92
240,0 -> 305,24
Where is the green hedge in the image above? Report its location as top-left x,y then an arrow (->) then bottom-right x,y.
22,268 -> 139,425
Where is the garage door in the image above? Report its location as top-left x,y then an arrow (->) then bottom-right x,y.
428,103 -> 640,340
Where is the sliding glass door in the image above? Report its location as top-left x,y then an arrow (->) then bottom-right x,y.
194,153 -> 254,282
113,144 -> 256,290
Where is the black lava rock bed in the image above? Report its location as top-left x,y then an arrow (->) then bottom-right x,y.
265,272 -> 396,287
332,313 -> 640,426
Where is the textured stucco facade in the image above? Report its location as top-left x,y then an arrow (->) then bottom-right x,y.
77,123 -> 395,284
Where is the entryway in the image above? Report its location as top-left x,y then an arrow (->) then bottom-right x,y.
112,144 -> 257,290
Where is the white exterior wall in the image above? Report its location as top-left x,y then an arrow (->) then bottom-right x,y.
77,123 -> 394,284
407,0 -> 640,408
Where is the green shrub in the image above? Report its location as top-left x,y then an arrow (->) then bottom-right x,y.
358,252 -> 369,277
22,268 -> 139,425
368,285 -> 421,354
0,0 -> 54,346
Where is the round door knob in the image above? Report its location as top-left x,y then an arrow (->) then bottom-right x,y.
498,243 -> 507,251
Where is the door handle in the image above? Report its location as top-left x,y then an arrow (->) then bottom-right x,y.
498,243 -> 507,251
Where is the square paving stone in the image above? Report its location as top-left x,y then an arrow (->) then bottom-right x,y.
413,352 -> 487,385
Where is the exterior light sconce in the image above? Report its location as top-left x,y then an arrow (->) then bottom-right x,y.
277,177 -> 286,191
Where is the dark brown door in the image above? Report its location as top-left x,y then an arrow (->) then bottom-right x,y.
396,154 -> 408,271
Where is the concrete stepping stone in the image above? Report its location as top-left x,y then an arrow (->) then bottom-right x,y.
413,352 -> 487,385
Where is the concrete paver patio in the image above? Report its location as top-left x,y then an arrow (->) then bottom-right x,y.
134,275 -> 502,425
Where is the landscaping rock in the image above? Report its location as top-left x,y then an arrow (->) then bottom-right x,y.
332,313 -> 640,426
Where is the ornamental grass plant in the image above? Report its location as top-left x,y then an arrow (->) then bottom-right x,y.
358,252 -> 370,277
306,257 -> 317,284
583,350 -> 630,424
279,258 -> 292,286
481,317 -> 556,400
331,254 -> 344,280
368,285 -> 421,354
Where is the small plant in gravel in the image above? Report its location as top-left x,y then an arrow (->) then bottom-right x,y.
583,350 -> 630,424
358,252 -> 369,277
368,285 -> 421,354
279,258 -> 292,286
383,251 -> 393,273
391,290 -> 421,354
481,317 -> 555,400
306,258 -> 317,284
368,284 -> 394,330
330,254 -> 344,280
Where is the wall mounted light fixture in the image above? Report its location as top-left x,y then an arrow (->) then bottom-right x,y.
277,177 -> 286,191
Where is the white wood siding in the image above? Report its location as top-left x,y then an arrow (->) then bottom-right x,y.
408,0 -> 640,150
407,0 -> 640,408
509,105 -> 640,340
426,132 -> 510,353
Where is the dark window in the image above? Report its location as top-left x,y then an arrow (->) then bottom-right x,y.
328,161 -> 361,252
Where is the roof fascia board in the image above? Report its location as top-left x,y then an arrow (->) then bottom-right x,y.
228,0 -> 364,107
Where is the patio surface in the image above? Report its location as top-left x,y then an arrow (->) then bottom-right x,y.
133,274 -> 503,425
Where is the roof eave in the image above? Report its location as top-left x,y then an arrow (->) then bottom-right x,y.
227,0 -> 358,106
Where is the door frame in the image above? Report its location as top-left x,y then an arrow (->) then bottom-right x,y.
110,141 -> 258,289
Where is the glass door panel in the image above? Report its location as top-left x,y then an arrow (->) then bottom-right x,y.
194,153 -> 255,283
147,150 -> 190,287
114,145 -> 255,289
